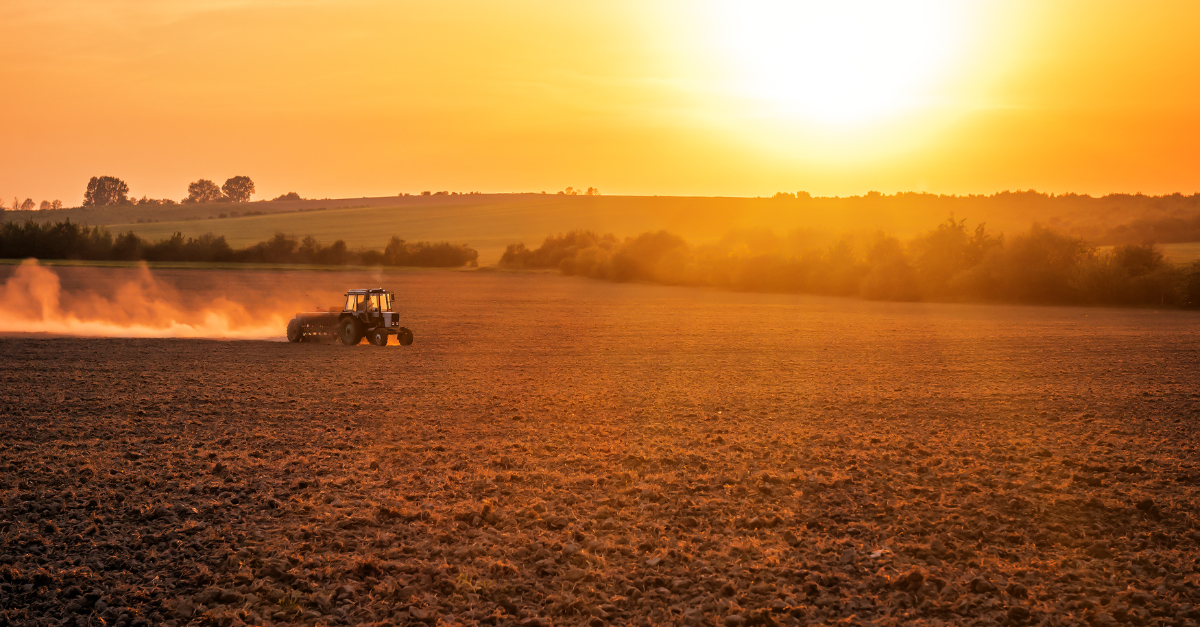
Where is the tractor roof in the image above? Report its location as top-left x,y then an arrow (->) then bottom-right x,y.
345,288 -> 391,295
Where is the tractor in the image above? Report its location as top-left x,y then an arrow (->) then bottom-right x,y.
286,288 -> 414,346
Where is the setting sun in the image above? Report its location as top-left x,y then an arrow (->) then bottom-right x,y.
1,1 -> 1198,198
2,2 -> 1200,626
700,0 -> 977,127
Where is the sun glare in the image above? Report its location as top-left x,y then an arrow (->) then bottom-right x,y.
702,0 -> 977,127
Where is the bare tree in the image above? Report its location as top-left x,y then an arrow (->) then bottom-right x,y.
39,200 -> 51,211
52,200 -> 62,210
20,198 -> 35,211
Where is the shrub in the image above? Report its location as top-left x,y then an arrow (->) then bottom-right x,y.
500,231 -> 617,270
861,236 -> 919,301
1184,262 -> 1200,309
989,225 -> 1094,303
0,221 -> 477,268
499,221 -> 1197,308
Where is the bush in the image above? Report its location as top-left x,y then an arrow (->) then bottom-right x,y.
0,220 -> 115,260
500,231 -> 617,270
610,231 -> 689,282
501,221 -> 1198,308
988,225 -> 1094,303
1184,262 -> 1200,309
861,237 -> 919,301
383,237 -> 478,267
142,232 -> 235,263
909,218 -> 1001,297
0,221 -> 477,268
1113,243 -> 1164,276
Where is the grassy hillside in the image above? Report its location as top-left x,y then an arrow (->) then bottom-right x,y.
0,258 -> 464,272
9,192 -> 1200,266
3,195 -> 483,228
1157,242 -> 1200,264
81,193 -> 1072,265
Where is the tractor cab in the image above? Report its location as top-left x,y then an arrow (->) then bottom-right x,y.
344,289 -> 394,314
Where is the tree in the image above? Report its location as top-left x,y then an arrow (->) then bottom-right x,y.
20,198 -> 35,211
52,200 -> 62,210
222,176 -> 255,202
184,179 -> 223,204
39,200 -> 52,211
1113,243 -> 1165,277
585,187 -> 600,196
83,176 -> 131,207
272,192 -> 301,201
910,218 -> 1000,296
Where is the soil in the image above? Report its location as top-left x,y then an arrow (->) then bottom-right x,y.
2,268 -> 1199,626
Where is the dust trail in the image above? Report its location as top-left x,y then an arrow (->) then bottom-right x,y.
0,260 -> 293,340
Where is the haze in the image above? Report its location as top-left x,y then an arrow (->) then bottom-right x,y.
3,0 -> 1200,203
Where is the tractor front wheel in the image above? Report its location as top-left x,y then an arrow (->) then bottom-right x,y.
339,318 -> 364,345
398,327 -> 414,346
370,329 -> 389,346
286,319 -> 303,343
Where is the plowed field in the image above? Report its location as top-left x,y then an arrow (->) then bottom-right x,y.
2,268 -> 1199,627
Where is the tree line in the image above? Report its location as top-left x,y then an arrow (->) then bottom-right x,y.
7,198 -> 63,212
78,175 -> 258,207
769,189 -> 1200,245
0,220 -> 478,267
500,219 -> 1200,308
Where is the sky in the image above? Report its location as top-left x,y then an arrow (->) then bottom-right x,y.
2,0 -> 1200,205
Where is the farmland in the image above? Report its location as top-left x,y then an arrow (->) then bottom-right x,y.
1,266 -> 1198,626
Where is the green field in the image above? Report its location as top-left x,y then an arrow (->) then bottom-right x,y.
1096,242 -> 1200,265
0,258 -> 488,273
94,194 -> 1026,266
7,196 -> 395,226
101,195 -> 815,265
1158,242 -> 1200,264
13,193 -> 1200,267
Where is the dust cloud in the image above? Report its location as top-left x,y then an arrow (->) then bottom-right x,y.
0,260 -> 294,340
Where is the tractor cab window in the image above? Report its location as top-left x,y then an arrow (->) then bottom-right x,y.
344,293 -> 392,312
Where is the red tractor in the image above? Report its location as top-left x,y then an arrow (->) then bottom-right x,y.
286,288 -> 414,346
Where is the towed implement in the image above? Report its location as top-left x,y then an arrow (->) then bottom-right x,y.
286,288 -> 414,346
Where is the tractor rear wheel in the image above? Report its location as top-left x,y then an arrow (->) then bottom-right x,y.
370,329 -> 389,346
398,327 -> 414,346
339,318 -> 363,345
286,319 -> 303,343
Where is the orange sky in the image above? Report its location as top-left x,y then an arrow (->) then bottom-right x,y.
2,0 -> 1199,205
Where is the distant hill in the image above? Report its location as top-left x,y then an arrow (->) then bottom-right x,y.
4,195 -> 423,226
5,191 -> 1200,265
